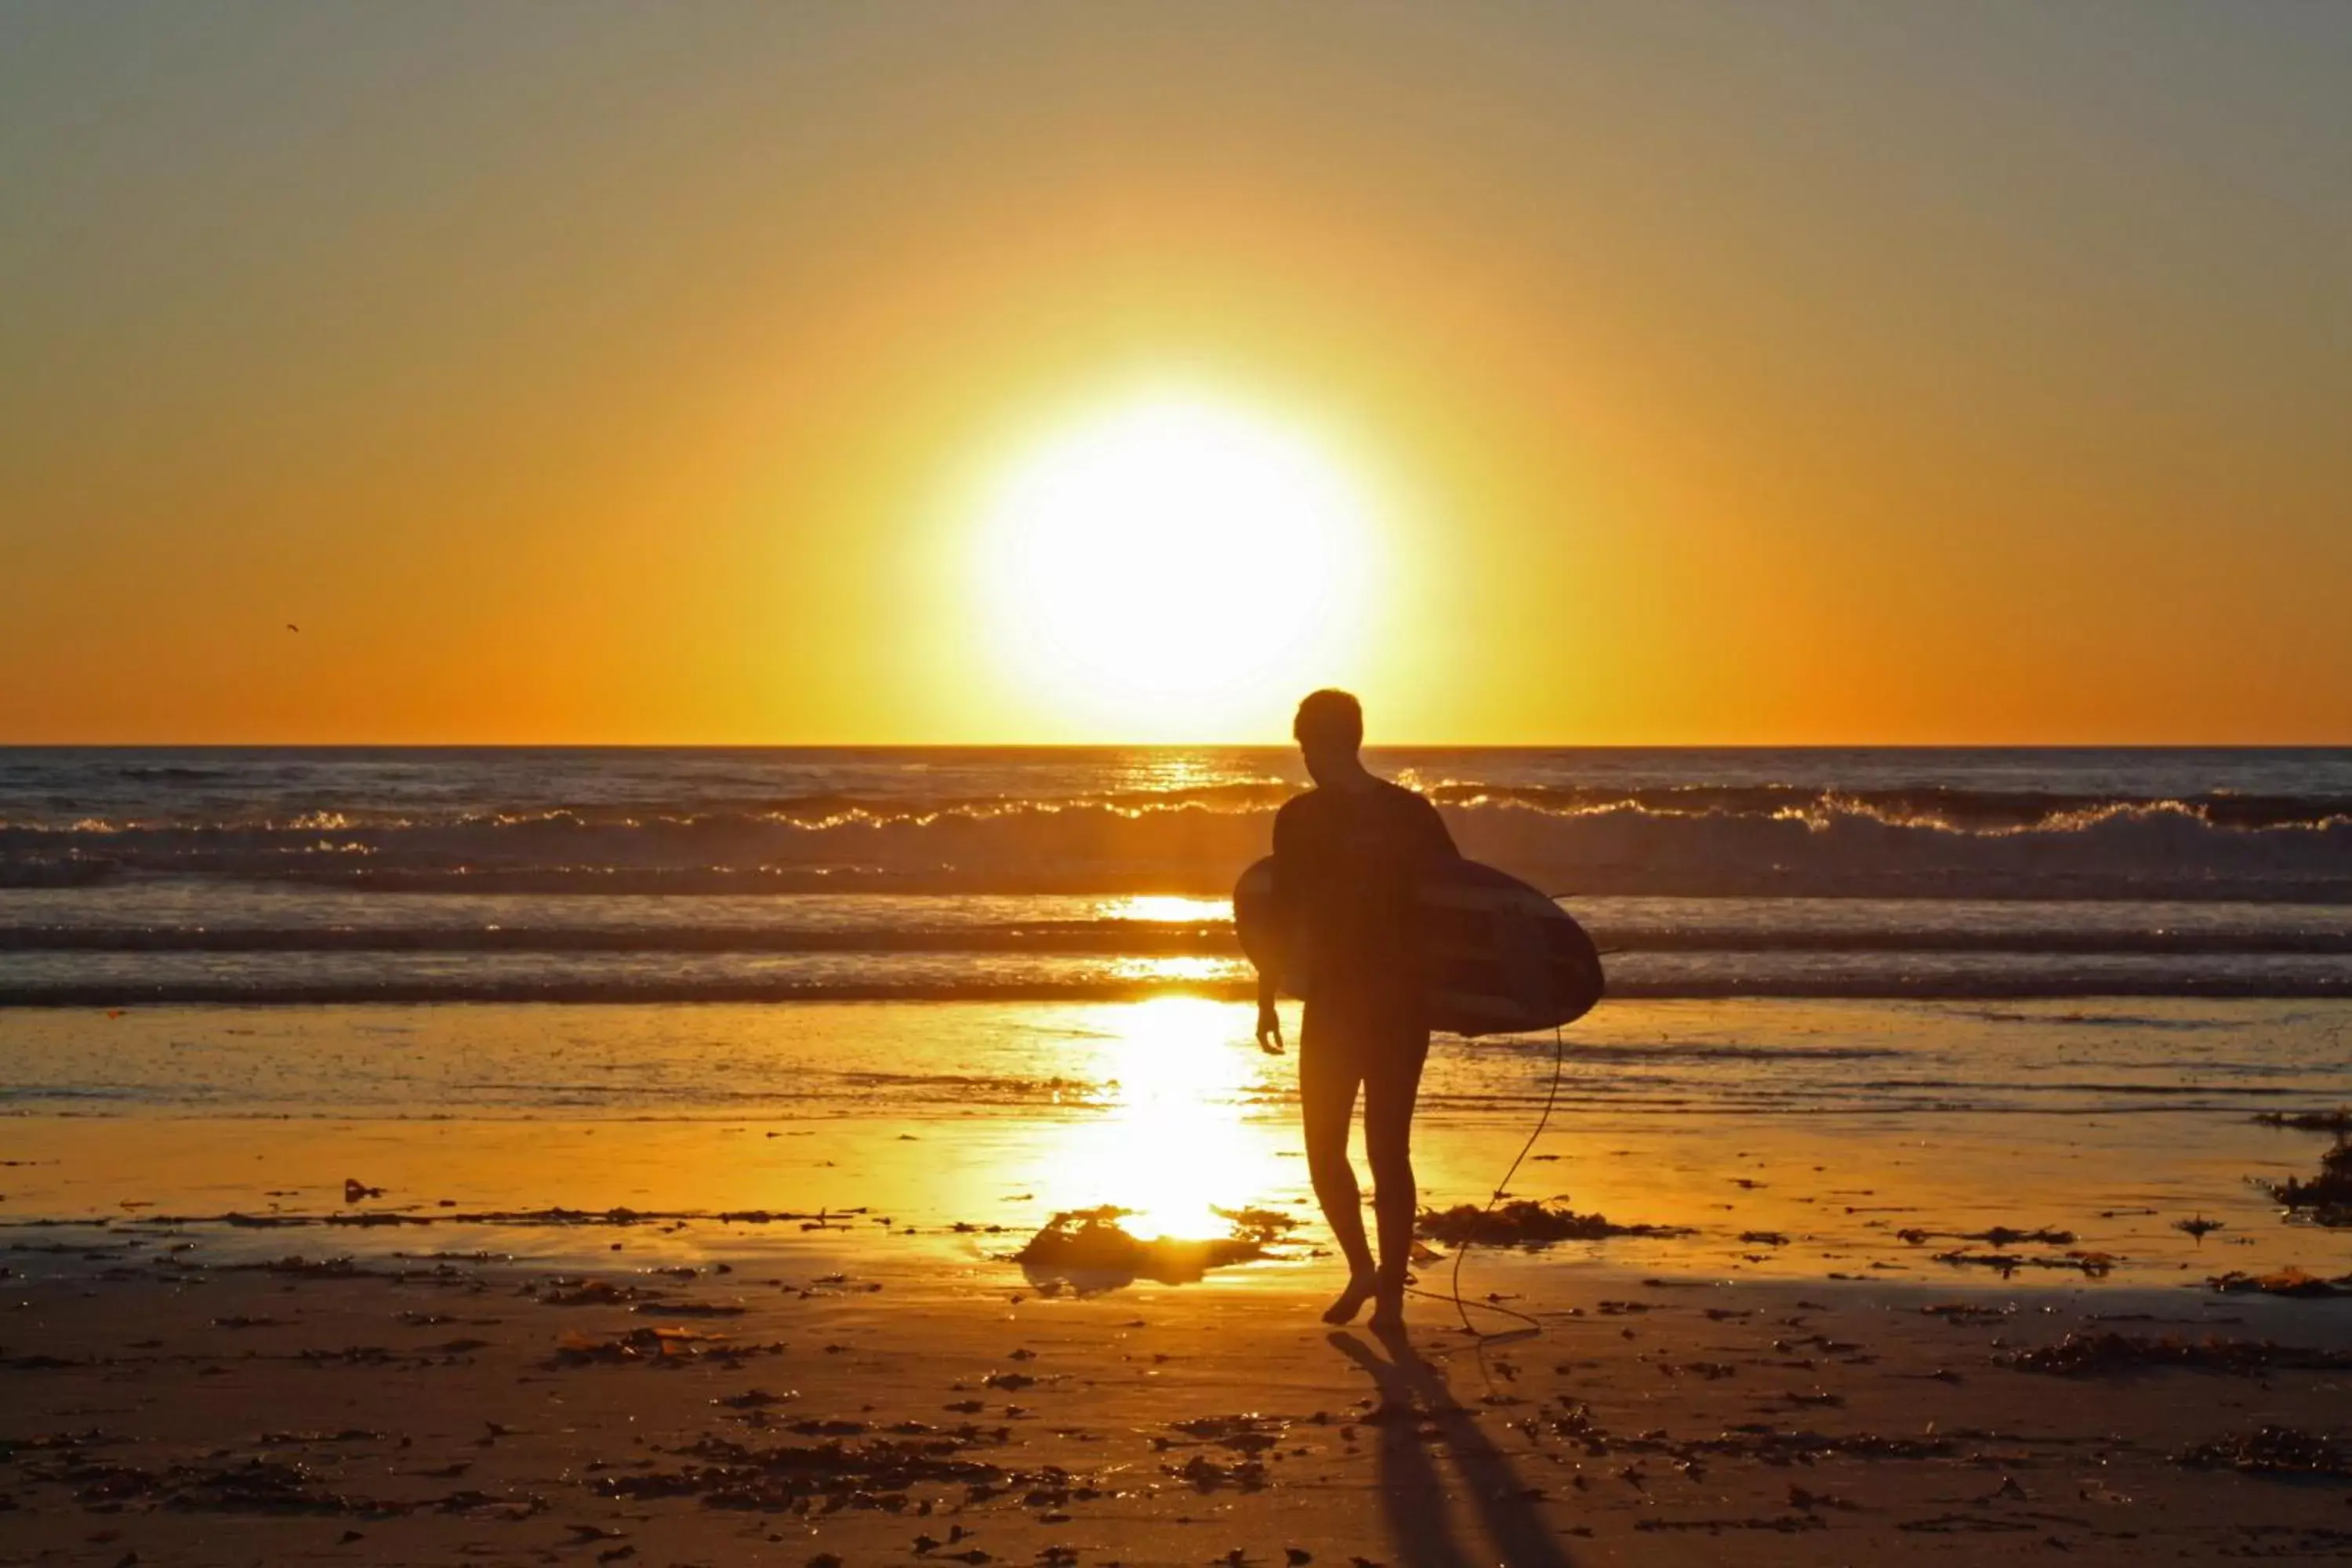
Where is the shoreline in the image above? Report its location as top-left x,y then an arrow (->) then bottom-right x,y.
4,1094 -> 2345,1292
14,974 -> 2352,1006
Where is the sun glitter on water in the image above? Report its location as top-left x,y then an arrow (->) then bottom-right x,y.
973,394 -> 1381,739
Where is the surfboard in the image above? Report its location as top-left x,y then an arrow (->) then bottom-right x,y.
1231,855 -> 1605,1037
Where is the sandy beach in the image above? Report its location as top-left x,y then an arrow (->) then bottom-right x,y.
8,1229 -> 2352,1565
7,996 -> 2352,1565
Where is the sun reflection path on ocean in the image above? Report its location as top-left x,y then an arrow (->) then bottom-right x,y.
1094,894 -> 1232,927
1018,996 -> 1295,1243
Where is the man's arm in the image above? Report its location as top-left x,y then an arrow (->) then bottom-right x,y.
1256,800 -> 1295,1054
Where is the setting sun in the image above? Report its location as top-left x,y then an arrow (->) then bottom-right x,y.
971,395 -> 1381,739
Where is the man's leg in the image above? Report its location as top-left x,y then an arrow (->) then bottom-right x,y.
1299,1004 -> 1377,1323
1362,1025 -> 1431,1328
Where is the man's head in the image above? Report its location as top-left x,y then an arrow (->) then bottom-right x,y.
1293,688 -> 1364,785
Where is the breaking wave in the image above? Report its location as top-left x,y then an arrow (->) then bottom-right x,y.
10,786 -> 2352,900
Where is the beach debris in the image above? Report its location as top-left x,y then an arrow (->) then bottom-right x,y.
2257,1140 -> 2352,1226
1895,1512 -> 2038,1535
1516,1400 -> 1955,1465
597,1431 -> 1025,1512
550,1326 -> 731,1366
535,1279 -> 655,1307
2252,1107 -> 2352,1134
1896,1226 -> 2074,1247
1918,1302 -> 2010,1324
10,1452 -> 406,1517
1166,1414 -> 1288,1454
1415,1202 -> 1693,1247
2176,1425 -> 2352,1480
2004,1331 -> 2352,1377
1634,1514 -> 1825,1534
1163,1451 -> 1265,1492
2172,1214 -> 2224,1243
714,1388 -> 797,1409
1662,1360 -> 1737,1381
1011,1207 -> 1294,1289
2207,1267 -> 2352,1298
1930,1249 -> 2114,1277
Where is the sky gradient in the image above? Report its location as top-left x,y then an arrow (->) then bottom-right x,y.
4,2 -> 2347,744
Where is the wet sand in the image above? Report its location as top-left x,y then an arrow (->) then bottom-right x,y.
7,996 -> 2352,1562
7,1240 -> 2352,1566
2,1091 -> 2340,1290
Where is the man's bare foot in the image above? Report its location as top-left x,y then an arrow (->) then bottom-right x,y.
1367,1288 -> 1406,1331
1322,1273 -> 1377,1325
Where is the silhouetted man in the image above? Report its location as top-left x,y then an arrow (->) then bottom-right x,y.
1257,689 -> 1459,1327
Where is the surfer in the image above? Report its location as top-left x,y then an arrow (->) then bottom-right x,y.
1258,688 -> 1460,1328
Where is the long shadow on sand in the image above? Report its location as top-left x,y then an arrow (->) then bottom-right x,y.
1328,1327 -> 1578,1568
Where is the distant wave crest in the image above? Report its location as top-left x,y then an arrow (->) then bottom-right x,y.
10,783 -> 2352,900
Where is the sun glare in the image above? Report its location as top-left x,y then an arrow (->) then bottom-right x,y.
974,395 -> 1380,738
1031,997 -> 1290,1243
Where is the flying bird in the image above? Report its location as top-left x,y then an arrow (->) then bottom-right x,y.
285,622 -> 299,632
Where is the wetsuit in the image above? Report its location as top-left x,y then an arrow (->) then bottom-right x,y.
1270,779 -> 1459,1288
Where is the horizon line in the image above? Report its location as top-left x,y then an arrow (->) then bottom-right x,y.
5,739 -> 2350,752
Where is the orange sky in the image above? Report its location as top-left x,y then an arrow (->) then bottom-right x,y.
3,4 -> 2347,744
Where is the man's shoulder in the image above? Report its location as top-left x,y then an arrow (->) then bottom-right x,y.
1272,788 -> 1321,840
1376,779 -> 1441,814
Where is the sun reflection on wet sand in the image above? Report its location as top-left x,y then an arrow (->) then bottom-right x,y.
1020,996 -> 1294,1242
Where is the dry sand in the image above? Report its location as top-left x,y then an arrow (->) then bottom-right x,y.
6,1234 -> 2352,1566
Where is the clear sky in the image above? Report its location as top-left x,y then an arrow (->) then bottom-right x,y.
3,2 -> 2347,744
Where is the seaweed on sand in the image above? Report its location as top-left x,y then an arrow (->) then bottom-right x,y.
597,1432 -> 1022,1511
1011,1207 -> 1295,1289
1930,1249 -> 2115,1277
1415,1201 -> 1693,1248
2176,1425 -> 2352,1480
2259,1141 -> 2352,1227
1896,1226 -> 2075,1247
2252,1108 -> 2352,1134
2004,1332 -> 2352,1377
2208,1267 -> 2352,1298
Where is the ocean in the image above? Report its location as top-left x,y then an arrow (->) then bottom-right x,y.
5,746 -> 2352,1007
5,746 -> 2350,1285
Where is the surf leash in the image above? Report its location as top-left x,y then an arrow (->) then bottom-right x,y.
1411,1020 -> 1567,1339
